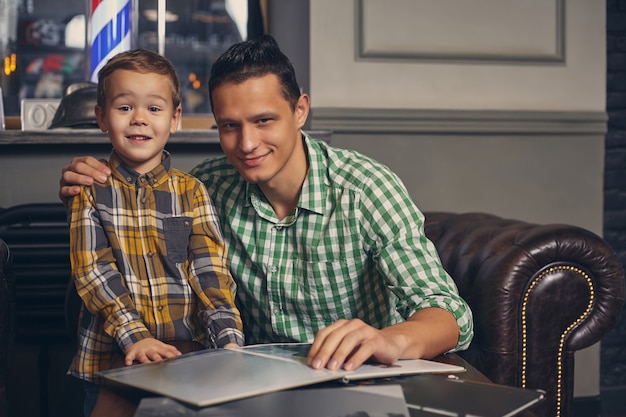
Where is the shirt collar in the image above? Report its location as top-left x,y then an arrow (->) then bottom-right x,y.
299,132 -> 328,216
243,133 -> 328,217
109,150 -> 171,187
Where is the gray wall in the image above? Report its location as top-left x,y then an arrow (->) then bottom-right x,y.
304,0 -> 606,400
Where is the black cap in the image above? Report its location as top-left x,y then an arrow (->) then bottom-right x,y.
48,82 -> 99,129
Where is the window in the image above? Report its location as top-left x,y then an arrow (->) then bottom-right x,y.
0,0 -> 265,118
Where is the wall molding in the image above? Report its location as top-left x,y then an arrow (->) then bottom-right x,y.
310,108 -> 607,136
355,0 -> 566,64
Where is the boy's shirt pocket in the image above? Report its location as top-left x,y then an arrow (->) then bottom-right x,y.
163,216 -> 193,263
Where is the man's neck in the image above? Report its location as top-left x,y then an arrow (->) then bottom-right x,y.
259,134 -> 309,220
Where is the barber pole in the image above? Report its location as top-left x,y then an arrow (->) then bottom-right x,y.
88,0 -> 132,82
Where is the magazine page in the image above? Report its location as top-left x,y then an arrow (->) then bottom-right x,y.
99,348 -> 340,407
239,342 -> 466,381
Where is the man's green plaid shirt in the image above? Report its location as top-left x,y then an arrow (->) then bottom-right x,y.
191,134 -> 473,350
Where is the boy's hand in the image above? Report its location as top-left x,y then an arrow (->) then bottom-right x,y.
59,156 -> 111,206
124,338 -> 182,366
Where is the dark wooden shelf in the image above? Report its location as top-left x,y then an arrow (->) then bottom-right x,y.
0,129 -> 221,145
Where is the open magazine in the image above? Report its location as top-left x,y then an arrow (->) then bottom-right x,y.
98,342 -> 465,407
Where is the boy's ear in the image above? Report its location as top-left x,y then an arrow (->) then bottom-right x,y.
94,105 -> 108,132
170,105 -> 182,133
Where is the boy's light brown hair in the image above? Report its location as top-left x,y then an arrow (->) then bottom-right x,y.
96,48 -> 182,109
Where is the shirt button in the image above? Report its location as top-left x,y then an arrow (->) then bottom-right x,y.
148,252 -> 154,258
270,266 -> 277,273
157,305 -> 163,311
275,226 -> 282,230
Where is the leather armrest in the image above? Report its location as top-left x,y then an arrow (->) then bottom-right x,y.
0,238 -> 14,416
424,212 -> 625,417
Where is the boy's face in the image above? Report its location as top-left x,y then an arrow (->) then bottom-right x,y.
95,69 -> 181,174
212,73 -> 309,189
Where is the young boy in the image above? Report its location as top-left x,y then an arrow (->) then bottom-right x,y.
67,49 -> 244,416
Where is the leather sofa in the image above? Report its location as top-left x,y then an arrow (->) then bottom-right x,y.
0,204 -> 624,417
424,212 -> 625,417
0,238 -> 14,417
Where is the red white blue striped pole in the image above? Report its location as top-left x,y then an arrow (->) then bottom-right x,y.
88,0 -> 132,82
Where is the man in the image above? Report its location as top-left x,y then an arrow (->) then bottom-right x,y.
60,35 -> 473,372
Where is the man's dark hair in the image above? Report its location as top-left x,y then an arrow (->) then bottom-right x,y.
208,35 -> 301,111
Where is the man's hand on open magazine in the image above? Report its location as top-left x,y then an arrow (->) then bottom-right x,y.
306,308 -> 459,372
306,318 -> 402,371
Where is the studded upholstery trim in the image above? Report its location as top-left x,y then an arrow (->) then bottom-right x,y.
521,265 -> 595,417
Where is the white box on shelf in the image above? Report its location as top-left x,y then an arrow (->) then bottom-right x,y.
21,99 -> 60,131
